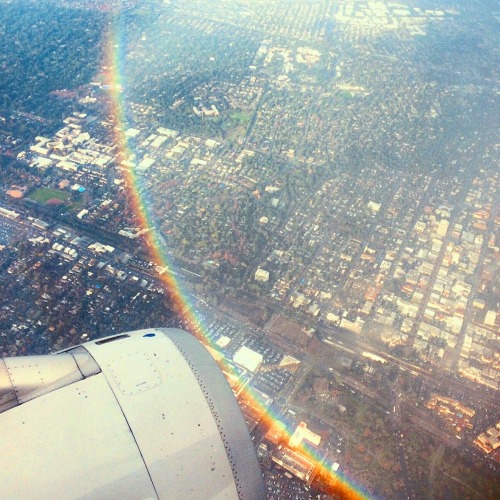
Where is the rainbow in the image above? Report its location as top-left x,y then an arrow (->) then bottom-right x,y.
103,13 -> 369,500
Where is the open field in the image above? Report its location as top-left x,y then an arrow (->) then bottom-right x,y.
28,188 -> 70,204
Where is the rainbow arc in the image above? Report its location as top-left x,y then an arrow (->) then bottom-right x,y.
104,15 -> 368,500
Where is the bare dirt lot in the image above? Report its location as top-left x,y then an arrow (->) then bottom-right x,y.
266,314 -> 312,349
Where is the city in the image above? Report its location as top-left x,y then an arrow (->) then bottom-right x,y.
0,0 -> 498,498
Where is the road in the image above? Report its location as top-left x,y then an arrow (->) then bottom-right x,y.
450,199 -> 498,372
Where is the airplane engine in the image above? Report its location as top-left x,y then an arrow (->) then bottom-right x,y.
0,328 -> 266,499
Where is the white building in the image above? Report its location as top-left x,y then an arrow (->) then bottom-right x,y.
233,346 -> 263,373
255,268 -> 269,282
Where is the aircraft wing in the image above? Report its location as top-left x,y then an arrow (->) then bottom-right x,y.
0,328 -> 265,499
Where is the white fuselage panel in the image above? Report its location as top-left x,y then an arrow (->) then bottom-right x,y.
84,331 -> 238,499
0,373 -> 157,499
